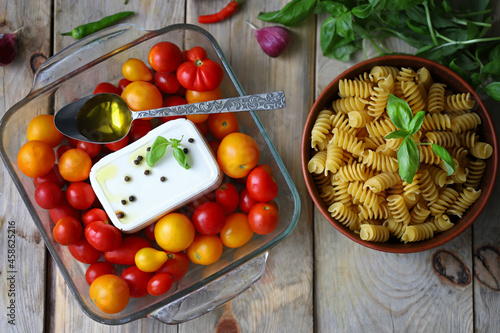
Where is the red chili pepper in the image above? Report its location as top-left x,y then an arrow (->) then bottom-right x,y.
198,0 -> 243,24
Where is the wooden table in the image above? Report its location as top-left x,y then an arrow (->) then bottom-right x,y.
1,1 -> 499,332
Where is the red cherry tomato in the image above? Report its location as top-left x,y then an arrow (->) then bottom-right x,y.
147,273 -> 174,296
208,140 -> 220,155
84,221 -> 122,252
64,136 -> 79,147
156,251 -> 190,282
248,202 -> 279,235
176,46 -> 224,92
191,202 -> 226,235
160,95 -> 187,123
195,121 -> 208,136
129,119 -> 152,142
68,236 -> 102,264
85,261 -> 117,285
105,135 -> 129,152
93,82 -> 121,95
215,183 -> 239,215
56,145 -> 73,160
246,165 -> 279,202
53,216 -> 83,246
121,266 -> 154,298
118,78 -> 132,92
154,72 -> 180,94
144,222 -> 156,241
148,41 -> 183,73
49,197 -> 80,224
238,187 -> 258,214
66,182 -> 96,210
207,112 -> 239,141
35,182 -> 63,209
103,236 -> 152,266
76,141 -> 101,158
82,208 -> 109,226
34,165 -> 66,188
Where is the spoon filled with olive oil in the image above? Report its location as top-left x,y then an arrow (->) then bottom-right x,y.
54,91 -> 285,144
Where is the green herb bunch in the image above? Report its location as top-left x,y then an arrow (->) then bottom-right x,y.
146,136 -> 190,169
259,0 -> 500,101
385,94 -> 455,183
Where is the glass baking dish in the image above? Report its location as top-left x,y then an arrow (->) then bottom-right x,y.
0,23 -> 300,325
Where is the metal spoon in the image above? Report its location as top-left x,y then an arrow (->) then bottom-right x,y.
54,91 -> 286,143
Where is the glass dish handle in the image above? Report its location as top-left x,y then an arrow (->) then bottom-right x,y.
148,251 -> 268,325
31,24 -> 148,92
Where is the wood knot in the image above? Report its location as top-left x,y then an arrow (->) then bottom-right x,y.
432,249 -> 471,286
30,52 -> 47,74
474,245 -> 500,291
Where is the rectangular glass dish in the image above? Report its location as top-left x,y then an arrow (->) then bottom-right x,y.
0,24 -> 300,324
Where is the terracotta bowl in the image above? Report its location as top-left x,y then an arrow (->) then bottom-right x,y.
301,55 -> 498,253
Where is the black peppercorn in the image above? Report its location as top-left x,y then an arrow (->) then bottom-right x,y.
188,138 -> 194,143
160,176 -> 166,182
134,159 -> 140,165
121,199 -> 127,205
183,148 -> 188,154
124,176 -> 131,182
117,212 -> 125,218
144,170 -> 150,175
129,196 -> 136,202
146,147 -> 151,151
137,155 -> 143,161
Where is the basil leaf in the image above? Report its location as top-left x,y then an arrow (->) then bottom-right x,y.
408,110 -> 425,135
173,147 -> 190,170
387,94 -> 413,131
384,130 -> 409,140
484,82 -> 500,101
352,3 -> 375,18
146,136 -> 170,167
316,1 -> 348,17
258,0 -> 316,26
398,137 -> 419,184
432,144 -> 455,175
336,11 -> 354,41
483,58 -> 500,76
320,17 -> 359,61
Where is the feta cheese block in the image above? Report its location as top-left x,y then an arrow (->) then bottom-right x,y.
89,118 -> 223,233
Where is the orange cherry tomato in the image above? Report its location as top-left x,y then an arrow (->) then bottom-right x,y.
121,58 -> 153,82
154,213 -> 195,253
27,115 -> 64,147
220,212 -> 254,248
217,132 -> 260,178
207,112 -> 239,140
186,114 -> 209,124
185,87 -> 222,104
89,274 -> 130,314
17,140 -> 55,178
186,234 -> 223,266
121,81 -> 163,112
58,148 -> 92,182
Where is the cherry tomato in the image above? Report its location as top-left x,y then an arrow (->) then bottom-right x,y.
82,208 -> 109,226
56,145 -> 72,160
154,72 -> 180,94
103,235 -> 152,266
147,273 -> 174,296
220,212 -> 254,248
156,252 -> 190,282
134,247 -> 168,272
76,141 -> 101,158
215,183 -> 239,215
144,222 -> 156,241
17,140 -> 55,178
128,119 -> 152,142
68,236 -> 102,264
85,221 -> 122,252
160,95 -> 187,123
26,115 -> 64,148
121,81 -> 163,112
93,82 -> 121,95
122,58 -> 153,82
66,182 -> 96,210
188,113 -> 209,124
118,78 -> 131,92
58,148 -> 92,182
239,187 -> 258,214
176,46 -> 223,91
64,136 -> 79,147
207,112 -> 239,141
191,202 -> 226,235
246,165 -> 278,202
185,87 -> 222,104
35,182 -> 63,209
105,135 -> 129,152
208,140 -> 220,155
89,274 -> 130,314
53,216 -> 83,246
49,197 -> 80,224
217,132 -> 260,179
34,165 -> 66,189
85,261 -> 117,285
120,266 -> 154,298
148,41 -> 183,73
248,203 -> 279,235
155,213 -> 195,253
186,234 -> 223,266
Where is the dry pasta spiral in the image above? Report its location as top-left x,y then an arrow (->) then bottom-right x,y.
365,116 -> 397,138
325,142 -> 345,174
410,201 -> 431,224
360,224 -> 390,242
451,112 -> 481,134
347,181 -> 382,209
332,96 -> 369,114
308,150 -> 327,174
331,128 -> 365,157
421,113 -> 451,131
429,187 -> 459,217
446,92 -> 475,111
339,79 -> 373,99
401,222 -> 437,243
368,87 -> 390,119
419,169 -> 439,204
432,214 -> 454,232
387,194 -> 411,225
464,159 -> 486,189
446,187 -> 481,218
427,83 -> 446,113
335,162 -> 370,182
401,80 -> 426,113
311,109 -> 332,151
328,202 -> 359,231
369,65 -> 399,82
360,150 -> 399,173
364,172 -> 400,193
424,131 -> 459,148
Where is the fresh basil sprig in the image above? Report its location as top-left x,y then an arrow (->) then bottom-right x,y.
384,94 -> 455,183
146,136 -> 190,170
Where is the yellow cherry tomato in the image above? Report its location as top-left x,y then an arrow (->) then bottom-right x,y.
187,234 -> 223,266
220,213 -> 254,248
122,58 -> 153,82
89,274 -> 130,314
121,81 -> 163,112
27,114 -> 64,147
155,213 -> 196,252
134,247 -> 168,272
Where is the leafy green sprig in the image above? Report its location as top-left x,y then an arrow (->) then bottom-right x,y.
146,136 -> 190,170
384,94 -> 455,183
258,0 -> 500,101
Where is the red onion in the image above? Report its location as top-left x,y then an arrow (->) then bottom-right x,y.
247,22 -> 292,58
0,29 -> 20,66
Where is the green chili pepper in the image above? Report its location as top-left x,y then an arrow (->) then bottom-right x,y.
61,11 -> 134,39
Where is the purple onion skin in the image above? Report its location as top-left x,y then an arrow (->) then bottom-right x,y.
0,33 -> 18,66
254,26 -> 291,58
